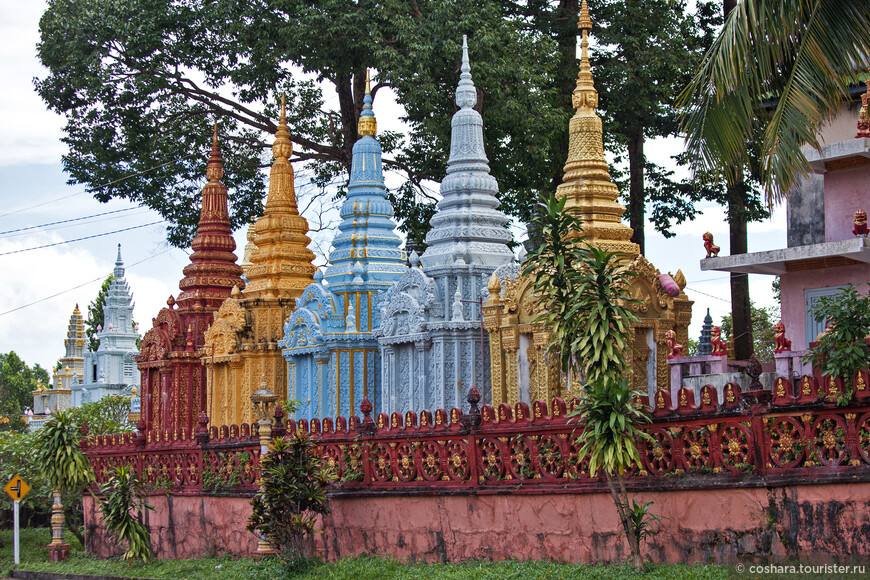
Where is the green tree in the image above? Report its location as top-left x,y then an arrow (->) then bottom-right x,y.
37,0 -> 724,251
84,276 -> 138,351
590,0 -> 720,253
523,195 -> 653,569
720,302 -> 778,363
84,275 -> 112,352
0,352 -> 51,431
36,0 -> 560,247
69,395 -> 134,436
678,0 -> 870,204
0,431 -> 52,519
33,410 -> 93,546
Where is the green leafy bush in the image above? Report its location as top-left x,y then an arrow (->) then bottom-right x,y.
98,466 -> 154,563
805,284 -> 870,402
247,429 -> 335,565
0,431 -> 52,521
69,395 -> 134,436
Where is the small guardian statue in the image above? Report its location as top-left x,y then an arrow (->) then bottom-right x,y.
853,209 -> 868,238
710,326 -> 727,357
703,232 -> 721,258
773,321 -> 792,353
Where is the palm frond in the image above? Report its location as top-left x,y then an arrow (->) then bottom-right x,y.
678,0 -> 870,202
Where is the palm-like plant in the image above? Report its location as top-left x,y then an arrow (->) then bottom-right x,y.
523,194 -> 653,570
678,1 -> 870,201
34,410 -> 92,547
99,466 -> 154,563
572,377 -> 652,570
522,194 -> 638,384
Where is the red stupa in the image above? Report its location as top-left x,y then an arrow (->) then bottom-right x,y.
137,124 -> 245,438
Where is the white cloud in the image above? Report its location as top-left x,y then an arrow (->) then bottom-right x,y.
0,1 -> 67,166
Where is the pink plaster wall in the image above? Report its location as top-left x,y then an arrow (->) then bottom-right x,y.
781,264 -> 869,351
824,165 -> 870,242
84,483 -> 870,565
83,494 -> 257,559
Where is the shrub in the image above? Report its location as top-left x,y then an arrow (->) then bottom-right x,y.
805,284 -> 870,402
99,465 -> 154,563
247,429 -> 335,565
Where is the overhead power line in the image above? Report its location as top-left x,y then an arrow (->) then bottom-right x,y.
0,206 -> 146,236
0,221 -> 166,257
0,248 -> 172,317
0,154 -> 197,220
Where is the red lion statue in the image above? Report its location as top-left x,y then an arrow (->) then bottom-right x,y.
710,326 -> 727,357
853,209 -> 869,238
703,232 -> 720,258
774,321 -> 792,353
665,329 -> 683,360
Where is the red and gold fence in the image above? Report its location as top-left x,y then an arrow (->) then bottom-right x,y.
85,370 -> 870,495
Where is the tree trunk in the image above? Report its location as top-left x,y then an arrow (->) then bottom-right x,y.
604,471 -> 643,570
723,0 -> 752,361
627,125 -> 645,254
335,69 -> 366,175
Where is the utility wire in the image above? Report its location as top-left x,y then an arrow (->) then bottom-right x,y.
685,286 -> 732,304
0,247 -> 172,317
0,155 -> 197,219
0,221 -> 166,257
0,206 -> 146,236
0,208 -> 154,240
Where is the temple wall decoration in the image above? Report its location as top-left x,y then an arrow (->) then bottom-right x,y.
138,123 -> 245,436
202,96 -> 317,427
483,2 -> 692,405
376,37 -> 514,414
281,72 -> 407,421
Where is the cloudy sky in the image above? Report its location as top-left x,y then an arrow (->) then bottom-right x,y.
0,2 -> 786,373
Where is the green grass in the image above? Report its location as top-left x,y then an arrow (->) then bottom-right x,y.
0,528 -> 729,579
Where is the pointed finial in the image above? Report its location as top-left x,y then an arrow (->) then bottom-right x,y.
272,92 -> 293,160
578,0 -> 592,31
206,121 -> 224,183
358,69 -> 377,137
456,35 -> 477,109
113,243 -> 125,278
569,0 -> 598,117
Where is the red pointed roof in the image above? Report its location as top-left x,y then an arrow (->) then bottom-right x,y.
176,123 -> 245,308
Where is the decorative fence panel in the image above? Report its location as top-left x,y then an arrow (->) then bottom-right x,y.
85,370 -> 870,496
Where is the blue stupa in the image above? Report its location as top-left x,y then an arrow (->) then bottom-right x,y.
280,71 -> 407,420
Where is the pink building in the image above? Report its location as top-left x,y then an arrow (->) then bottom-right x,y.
702,91 -> 869,352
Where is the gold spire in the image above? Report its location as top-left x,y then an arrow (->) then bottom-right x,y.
243,93 -> 317,299
358,69 -> 377,137
556,0 -> 638,258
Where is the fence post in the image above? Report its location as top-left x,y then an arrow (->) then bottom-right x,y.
463,388 -> 482,489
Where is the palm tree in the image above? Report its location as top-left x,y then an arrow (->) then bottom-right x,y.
678,0 -> 870,201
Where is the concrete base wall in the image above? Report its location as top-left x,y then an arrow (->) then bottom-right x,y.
84,482 -> 870,564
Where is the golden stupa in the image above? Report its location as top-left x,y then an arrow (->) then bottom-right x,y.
202,95 -> 318,426
483,1 -> 692,405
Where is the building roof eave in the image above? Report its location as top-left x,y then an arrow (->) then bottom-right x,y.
700,237 -> 870,275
